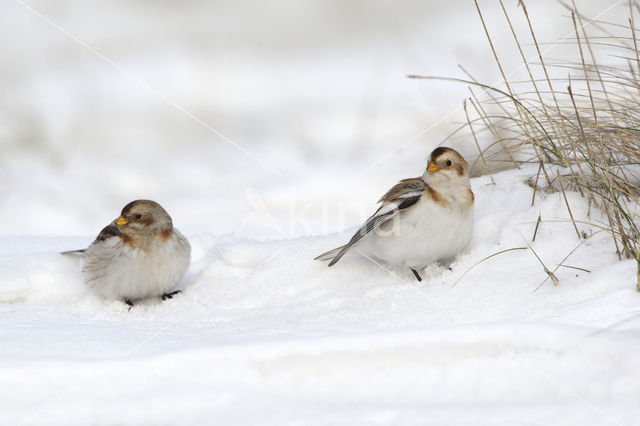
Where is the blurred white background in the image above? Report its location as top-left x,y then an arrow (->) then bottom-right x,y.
0,0 -> 628,238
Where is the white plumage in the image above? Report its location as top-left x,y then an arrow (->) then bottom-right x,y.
363,179 -> 473,270
83,229 -> 191,302
64,199 -> 191,306
316,147 -> 474,280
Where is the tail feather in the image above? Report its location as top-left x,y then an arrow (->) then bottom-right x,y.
61,249 -> 85,256
314,245 -> 346,263
327,245 -> 351,267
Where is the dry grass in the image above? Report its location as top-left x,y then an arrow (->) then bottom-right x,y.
411,0 -> 640,290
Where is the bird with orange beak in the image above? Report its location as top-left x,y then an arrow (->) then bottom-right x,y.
63,200 -> 191,307
315,147 -> 474,281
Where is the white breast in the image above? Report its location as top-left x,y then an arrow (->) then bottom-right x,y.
361,187 -> 473,269
83,230 -> 191,302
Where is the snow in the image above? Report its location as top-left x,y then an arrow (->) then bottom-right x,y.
2,166 -> 640,425
2,0 -> 640,425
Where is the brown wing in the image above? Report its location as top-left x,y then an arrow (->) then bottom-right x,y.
324,177 -> 426,266
60,223 -> 121,255
93,224 -> 121,243
378,178 -> 426,204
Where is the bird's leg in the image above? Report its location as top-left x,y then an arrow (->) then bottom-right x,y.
410,268 -> 422,282
162,290 -> 182,301
439,259 -> 454,271
124,298 -> 134,311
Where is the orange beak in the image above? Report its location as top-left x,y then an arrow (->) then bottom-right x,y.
427,162 -> 439,173
116,216 -> 128,226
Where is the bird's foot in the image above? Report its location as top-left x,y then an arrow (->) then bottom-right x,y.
162,290 -> 182,301
124,298 -> 134,311
410,268 -> 423,282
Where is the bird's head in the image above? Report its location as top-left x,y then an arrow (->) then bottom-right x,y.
114,199 -> 173,234
424,147 -> 470,182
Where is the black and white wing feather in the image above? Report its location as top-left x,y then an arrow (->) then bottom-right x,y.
315,178 -> 426,266
60,223 -> 120,255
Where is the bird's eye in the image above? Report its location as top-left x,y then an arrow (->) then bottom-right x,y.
134,213 -> 142,219
446,160 -> 452,166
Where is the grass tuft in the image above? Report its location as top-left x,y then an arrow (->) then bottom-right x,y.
413,1 -> 640,290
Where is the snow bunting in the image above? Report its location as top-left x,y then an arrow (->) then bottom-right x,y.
63,200 -> 191,306
315,147 -> 474,281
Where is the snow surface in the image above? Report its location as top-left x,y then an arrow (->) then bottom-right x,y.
2,166 -> 640,425
2,0 -> 639,425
